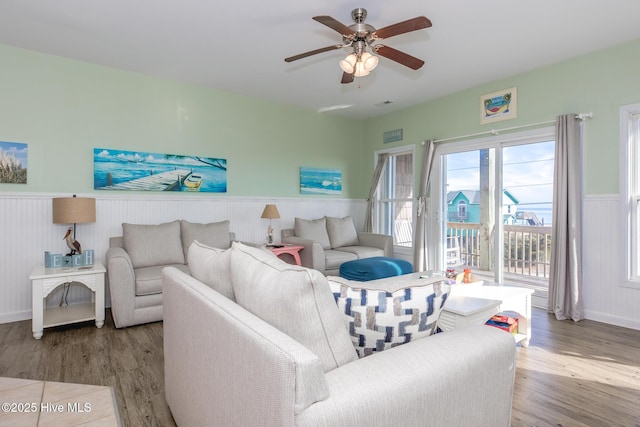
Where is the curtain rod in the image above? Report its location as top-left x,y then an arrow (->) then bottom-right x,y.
427,112 -> 593,145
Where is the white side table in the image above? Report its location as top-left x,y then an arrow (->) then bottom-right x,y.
30,261 -> 106,339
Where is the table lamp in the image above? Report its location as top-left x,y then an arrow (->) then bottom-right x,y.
52,195 -> 96,238
260,204 -> 280,244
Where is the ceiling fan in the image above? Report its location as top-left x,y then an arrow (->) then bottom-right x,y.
284,8 -> 432,84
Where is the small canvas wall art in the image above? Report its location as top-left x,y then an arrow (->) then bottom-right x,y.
94,148 -> 227,192
300,167 -> 342,195
0,141 -> 27,184
480,87 -> 517,124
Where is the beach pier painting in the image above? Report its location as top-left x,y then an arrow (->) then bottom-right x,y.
94,148 -> 227,193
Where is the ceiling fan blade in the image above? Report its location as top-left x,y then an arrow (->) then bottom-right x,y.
374,45 -> 425,70
372,16 -> 432,40
341,72 -> 355,84
313,16 -> 357,37
285,44 -> 344,62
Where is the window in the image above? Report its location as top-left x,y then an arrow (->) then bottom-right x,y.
374,146 -> 414,248
457,200 -> 467,220
620,104 -> 640,288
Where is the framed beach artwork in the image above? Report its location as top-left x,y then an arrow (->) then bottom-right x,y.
480,87 -> 517,124
300,167 -> 342,195
94,148 -> 227,192
0,141 -> 28,184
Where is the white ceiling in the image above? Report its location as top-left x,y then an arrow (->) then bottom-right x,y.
2,1 -> 640,119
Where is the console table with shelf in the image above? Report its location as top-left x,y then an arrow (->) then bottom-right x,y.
29,261 -> 106,339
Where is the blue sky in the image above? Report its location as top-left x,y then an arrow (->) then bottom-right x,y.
446,140 -> 555,221
0,141 -> 28,168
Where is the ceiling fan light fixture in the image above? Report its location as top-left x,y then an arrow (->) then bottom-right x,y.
339,54 -> 357,73
361,51 -> 379,72
353,61 -> 370,77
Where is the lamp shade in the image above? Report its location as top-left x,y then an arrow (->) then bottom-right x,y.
339,54 -> 357,73
260,204 -> 280,219
52,196 -> 96,224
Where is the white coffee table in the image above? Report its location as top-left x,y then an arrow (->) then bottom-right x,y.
442,284 -> 534,347
375,272 -> 534,346
438,296 -> 502,331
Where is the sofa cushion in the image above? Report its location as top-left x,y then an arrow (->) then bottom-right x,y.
187,240 -> 234,301
324,249 -> 358,271
295,217 -> 331,249
328,276 -> 450,357
230,242 -> 358,372
181,220 -> 231,258
335,246 -> 385,259
123,220 -> 185,268
326,216 -> 359,248
135,263 -> 190,296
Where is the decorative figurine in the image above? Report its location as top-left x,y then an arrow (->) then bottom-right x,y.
267,224 -> 274,245
63,226 -> 82,255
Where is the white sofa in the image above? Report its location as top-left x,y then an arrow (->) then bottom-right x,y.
105,219 -> 235,328
163,241 -> 517,427
281,216 -> 393,275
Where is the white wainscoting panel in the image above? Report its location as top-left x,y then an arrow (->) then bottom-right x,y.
582,194 -> 640,330
0,193 -> 366,324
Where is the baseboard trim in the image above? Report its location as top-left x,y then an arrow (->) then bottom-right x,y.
0,310 -> 31,325
584,309 -> 640,331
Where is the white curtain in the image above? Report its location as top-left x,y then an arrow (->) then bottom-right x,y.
548,114 -> 584,321
364,153 -> 390,233
413,140 -> 436,272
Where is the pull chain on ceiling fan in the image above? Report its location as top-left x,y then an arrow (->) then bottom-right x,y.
285,8 -> 432,84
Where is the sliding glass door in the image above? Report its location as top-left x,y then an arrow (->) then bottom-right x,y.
431,128 -> 554,306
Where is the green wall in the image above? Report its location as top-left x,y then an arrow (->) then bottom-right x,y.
363,38 -> 640,195
3,37 -> 640,198
0,44 -> 365,197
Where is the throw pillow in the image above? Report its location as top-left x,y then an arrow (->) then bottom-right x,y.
294,217 -> 331,249
328,276 -> 451,357
326,216 -> 359,249
187,240 -> 234,301
180,219 -> 231,257
230,242 -> 358,372
123,220 -> 184,268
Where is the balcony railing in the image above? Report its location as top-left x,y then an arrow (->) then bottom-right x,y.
447,222 -> 552,279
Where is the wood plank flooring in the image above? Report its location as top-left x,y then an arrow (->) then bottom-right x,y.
0,308 -> 638,426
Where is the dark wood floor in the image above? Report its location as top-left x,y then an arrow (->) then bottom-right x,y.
1,308 -> 639,426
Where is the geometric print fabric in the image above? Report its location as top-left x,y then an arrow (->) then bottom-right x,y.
328,277 -> 450,357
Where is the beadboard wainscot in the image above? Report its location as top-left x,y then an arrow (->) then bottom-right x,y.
582,194 -> 640,330
0,192 -> 366,324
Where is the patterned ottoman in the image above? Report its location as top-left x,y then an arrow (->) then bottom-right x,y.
339,256 -> 413,281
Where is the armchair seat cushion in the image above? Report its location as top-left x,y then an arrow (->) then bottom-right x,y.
134,264 -> 190,296
324,249 -> 358,271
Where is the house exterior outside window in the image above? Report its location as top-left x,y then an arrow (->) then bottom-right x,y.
373,146 -> 414,249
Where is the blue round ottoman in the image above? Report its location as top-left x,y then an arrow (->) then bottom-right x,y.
339,256 -> 413,281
